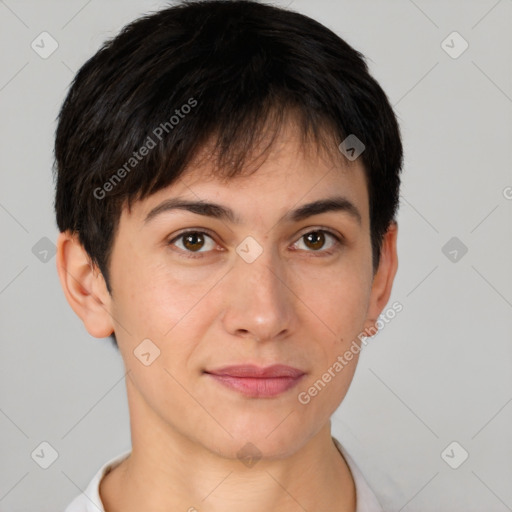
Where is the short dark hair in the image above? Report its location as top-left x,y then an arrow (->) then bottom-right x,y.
53,0 -> 403,348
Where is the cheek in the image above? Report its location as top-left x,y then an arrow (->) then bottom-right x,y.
297,258 -> 372,342
295,270 -> 368,416
111,255 -> 220,353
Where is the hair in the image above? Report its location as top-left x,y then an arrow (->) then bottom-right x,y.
53,0 -> 403,349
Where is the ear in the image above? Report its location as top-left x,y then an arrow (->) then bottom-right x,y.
363,221 -> 399,336
56,231 -> 115,338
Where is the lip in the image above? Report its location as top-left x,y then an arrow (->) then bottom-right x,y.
204,364 -> 306,398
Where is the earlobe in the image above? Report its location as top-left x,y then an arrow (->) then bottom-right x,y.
363,222 -> 399,335
56,231 -> 115,338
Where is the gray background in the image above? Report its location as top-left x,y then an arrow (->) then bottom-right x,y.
1,0 -> 511,510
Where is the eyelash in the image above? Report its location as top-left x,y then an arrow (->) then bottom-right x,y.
167,228 -> 344,259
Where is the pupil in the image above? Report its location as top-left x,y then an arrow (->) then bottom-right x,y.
184,232 -> 204,251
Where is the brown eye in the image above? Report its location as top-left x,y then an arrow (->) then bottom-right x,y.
303,231 -> 326,251
168,230 -> 217,257
182,232 -> 205,252
293,229 -> 341,256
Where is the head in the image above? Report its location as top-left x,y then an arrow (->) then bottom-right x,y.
54,0 -> 402,459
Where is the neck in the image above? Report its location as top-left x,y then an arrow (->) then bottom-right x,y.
100,379 -> 356,512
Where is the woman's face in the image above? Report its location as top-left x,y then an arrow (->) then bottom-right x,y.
102,129 -> 397,460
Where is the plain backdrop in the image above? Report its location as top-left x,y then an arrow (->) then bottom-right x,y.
0,0 -> 511,511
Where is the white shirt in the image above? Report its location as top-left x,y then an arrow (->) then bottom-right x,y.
64,438 -> 384,512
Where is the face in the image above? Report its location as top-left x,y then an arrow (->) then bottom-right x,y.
94,127 -> 395,460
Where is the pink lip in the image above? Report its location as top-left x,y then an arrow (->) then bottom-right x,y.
205,364 -> 306,398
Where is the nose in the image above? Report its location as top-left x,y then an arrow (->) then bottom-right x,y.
220,246 -> 296,343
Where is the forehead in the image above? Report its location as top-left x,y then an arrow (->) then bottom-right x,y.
124,124 -> 369,227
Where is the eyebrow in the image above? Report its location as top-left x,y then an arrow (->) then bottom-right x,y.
143,195 -> 362,226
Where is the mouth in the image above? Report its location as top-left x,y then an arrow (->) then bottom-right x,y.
204,364 -> 306,398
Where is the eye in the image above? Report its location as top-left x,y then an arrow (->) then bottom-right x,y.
168,228 -> 343,259
168,230 -> 217,258
292,229 -> 342,256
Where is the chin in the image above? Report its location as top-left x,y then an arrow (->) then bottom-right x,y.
199,415 -> 313,462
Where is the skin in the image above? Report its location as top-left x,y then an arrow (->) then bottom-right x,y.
56,122 -> 398,512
